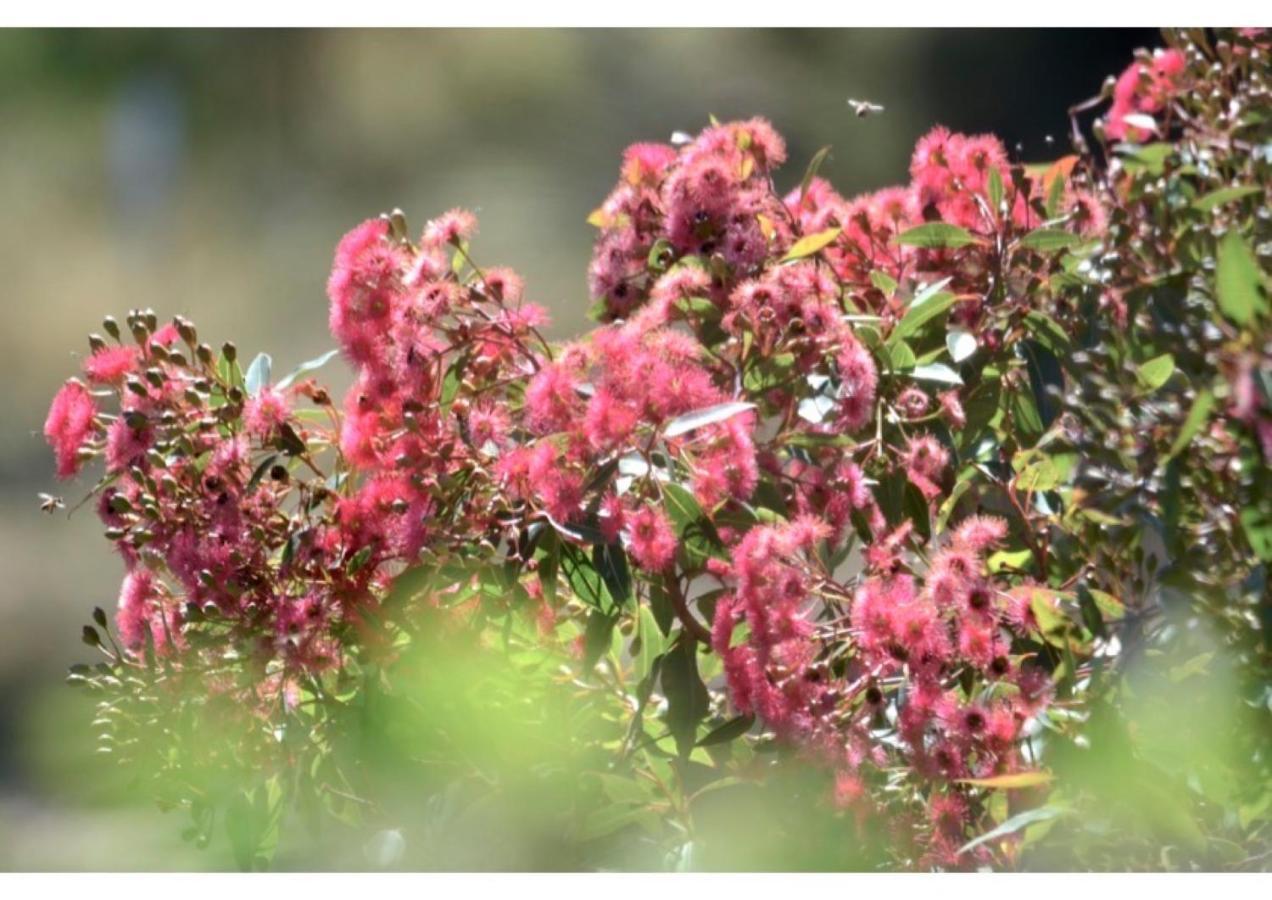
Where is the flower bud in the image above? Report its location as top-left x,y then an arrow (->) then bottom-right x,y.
221,341 -> 237,364
102,316 -> 121,340
175,317 -> 197,346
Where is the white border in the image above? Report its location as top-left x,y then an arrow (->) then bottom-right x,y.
1,2 -> 1269,28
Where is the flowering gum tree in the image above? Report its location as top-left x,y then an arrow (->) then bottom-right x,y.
46,28 -> 1271,871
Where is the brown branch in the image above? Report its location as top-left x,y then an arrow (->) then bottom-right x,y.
664,571 -> 711,645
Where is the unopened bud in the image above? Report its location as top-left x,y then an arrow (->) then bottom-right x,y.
167,350 -> 187,368
102,316 -> 121,340
175,318 -> 197,346
221,341 -> 237,363
88,333 -> 107,353
196,344 -> 215,366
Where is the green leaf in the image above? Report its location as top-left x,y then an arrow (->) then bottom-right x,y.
662,638 -> 710,757
781,226 -> 842,263
1136,353 -> 1175,393
869,270 -> 898,295
987,167 -> 1004,213
888,340 -> 916,371
1019,228 -> 1081,253
798,145 -> 833,206
663,402 -> 756,438
1013,449 -> 1077,492
894,222 -> 979,249
244,352 -> 272,397
1241,504 -> 1272,562
1045,170 -> 1067,218
577,804 -> 653,841
1166,388 -> 1215,460
890,285 -> 956,345
1118,141 -> 1173,176
563,545 -> 610,610
1023,310 -> 1071,355
958,770 -> 1053,790
987,548 -> 1033,573
593,542 -> 631,607
958,806 -> 1066,855
663,483 -> 704,532
1193,184 -> 1262,212
635,605 -> 666,685
1086,588 -> 1125,622
593,773 -> 652,807
1216,230 -> 1268,326
275,349 -> 340,390
697,714 -> 755,747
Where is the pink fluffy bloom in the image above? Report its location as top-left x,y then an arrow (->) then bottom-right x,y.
836,337 -> 878,432
910,126 -> 957,194
327,218 -> 407,366
524,361 -> 583,435
83,345 -> 139,384
117,568 -> 158,652
621,142 -> 678,186
244,387 -> 290,439
951,515 -> 1008,553
626,505 -> 677,571
584,388 -> 640,451
44,379 -> 98,479
422,208 -> 478,249
105,418 -> 153,474
1105,48 -> 1188,142
901,435 -> 949,500
938,390 -> 966,429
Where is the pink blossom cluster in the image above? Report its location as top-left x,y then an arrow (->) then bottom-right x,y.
48,106 -> 1106,866
1104,48 -> 1187,142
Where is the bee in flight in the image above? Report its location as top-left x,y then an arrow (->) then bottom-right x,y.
38,493 -> 65,514
847,98 -> 885,118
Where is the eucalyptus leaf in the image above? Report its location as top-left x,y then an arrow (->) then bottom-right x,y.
663,401 -> 756,438
244,353 -> 272,397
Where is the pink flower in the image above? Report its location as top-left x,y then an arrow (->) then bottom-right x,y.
44,380 -> 98,479
951,515 -> 1008,553
117,568 -> 158,652
327,218 -> 407,366
244,387 -> 290,438
422,208 -> 478,249
83,346 -> 139,384
836,337 -> 878,432
524,361 -> 583,435
620,142 -> 677,186
105,417 -> 153,474
901,435 -> 949,500
626,505 -> 677,571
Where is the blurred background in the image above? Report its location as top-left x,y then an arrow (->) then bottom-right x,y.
0,28 -> 1156,869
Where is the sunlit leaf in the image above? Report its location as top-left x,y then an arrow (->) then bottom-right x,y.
244,352 -> 272,397
1216,230 -> 1268,325
780,226 -> 842,263
894,222 -> 979,249
663,401 -> 756,438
